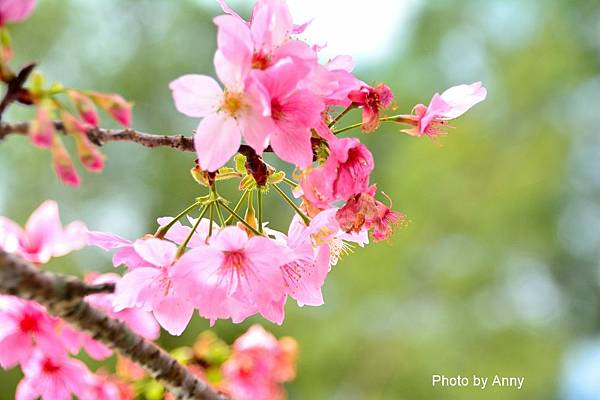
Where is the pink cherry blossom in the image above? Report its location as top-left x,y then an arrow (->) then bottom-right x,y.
300,137 -> 374,209
16,350 -> 89,400
0,296 -> 63,369
172,227 -> 292,325
221,324 -> 297,400
0,0 -> 36,26
82,374 -> 128,400
348,83 -> 394,132
250,58 -> 324,167
269,216 -> 331,307
402,81 -> 487,137
112,238 -> 195,335
0,200 -> 87,264
170,55 -> 270,172
86,230 -> 155,269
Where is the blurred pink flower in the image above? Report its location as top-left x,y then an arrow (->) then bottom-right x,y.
0,200 -> 87,264
0,0 -> 36,26
221,324 -> 297,400
16,350 -> 89,400
0,296 -> 63,369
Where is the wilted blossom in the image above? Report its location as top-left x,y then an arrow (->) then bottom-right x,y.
221,325 -> 298,400
348,83 -> 394,132
301,137 -> 375,209
0,200 -> 87,264
0,0 -> 36,26
335,185 -> 408,242
401,81 -> 487,137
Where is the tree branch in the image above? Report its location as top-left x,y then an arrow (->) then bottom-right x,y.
0,120 -> 265,157
0,249 -> 227,400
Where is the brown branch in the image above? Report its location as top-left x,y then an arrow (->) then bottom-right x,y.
0,249 -> 227,400
0,120 -> 264,157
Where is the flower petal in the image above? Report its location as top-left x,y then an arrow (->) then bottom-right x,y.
169,75 -> 223,118
194,113 -> 241,172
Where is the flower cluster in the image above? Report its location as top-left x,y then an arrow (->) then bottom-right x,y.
0,201 -> 159,400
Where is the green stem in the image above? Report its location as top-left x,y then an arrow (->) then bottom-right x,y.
207,203 -> 214,239
224,190 -> 249,225
214,201 -> 226,226
272,184 -> 310,225
176,205 -> 209,258
328,104 -> 356,128
218,200 -> 263,236
155,201 -> 200,239
257,188 -> 264,233
332,114 -> 409,135
283,177 -> 298,188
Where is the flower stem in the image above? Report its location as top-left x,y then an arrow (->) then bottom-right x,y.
207,203 -> 214,239
257,188 -> 264,233
332,114 -> 409,135
223,190 -> 249,225
214,201 -> 226,226
283,177 -> 298,188
272,183 -> 310,225
218,200 -> 263,236
155,201 -> 200,239
176,205 -> 209,258
328,104 -> 356,128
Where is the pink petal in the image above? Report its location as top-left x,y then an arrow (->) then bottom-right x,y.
194,113 -> 241,172
438,81 -> 487,119
153,296 -> 194,336
113,246 -> 153,269
133,238 -> 177,268
113,268 -> 161,312
214,15 -> 253,71
0,216 -> 25,254
213,226 -> 249,252
169,75 -> 222,118
269,123 -> 314,168
0,333 -> 31,368
0,0 -> 36,25
24,200 -> 62,251
85,230 -> 131,250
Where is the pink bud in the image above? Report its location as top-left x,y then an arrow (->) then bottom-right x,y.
29,106 -> 54,148
89,92 -> 132,127
67,90 -> 99,127
74,133 -> 104,172
51,137 -> 80,187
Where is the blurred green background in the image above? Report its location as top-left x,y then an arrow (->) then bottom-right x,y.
1,0 -> 600,399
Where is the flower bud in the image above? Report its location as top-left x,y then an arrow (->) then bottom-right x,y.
89,92 -> 132,127
60,111 -> 104,172
29,105 -> 54,148
50,137 -> 80,187
67,90 -> 99,126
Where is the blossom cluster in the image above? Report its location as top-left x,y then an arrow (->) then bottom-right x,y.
0,201 -> 159,399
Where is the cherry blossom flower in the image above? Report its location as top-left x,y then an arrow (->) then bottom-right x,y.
250,58 -> 324,167
173,227 -> 292,325
112,238 -> 195,336
221,325 -> 297,400
83,373 -> 133,400
269,216 -> 331,307
348,83 -> 394,132
300,137 -> 374,209
401,81 -> 487,137
0,200 -> 87,264
0,0 -> 36,26
0,296 -> 63,369
170,55 -> 270,172
16,350 -> 89,400
88,92 -> 132,127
